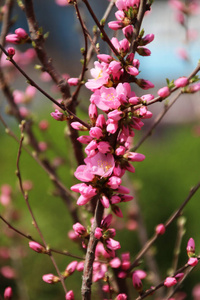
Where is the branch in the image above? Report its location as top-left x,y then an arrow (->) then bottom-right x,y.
15,121 -> 68,294
81,199 -> 104,300
130,181 -> 200,270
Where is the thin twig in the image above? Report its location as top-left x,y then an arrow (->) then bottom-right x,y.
130,181 -> 200,271
15,122 -> 68,294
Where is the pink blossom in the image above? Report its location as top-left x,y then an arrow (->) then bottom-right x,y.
192,284 -> 200,299
142,33 -> 155,45
175,273 -> 184,282
84,152 -> 115,177
1,266 -> 16,279
157,86 -> 170,98
116,294 -> 127,300
29,241 -> 45,253
97,54 -> 113,63
155,224 -> 165,235
68,77 -> 79,86
89,127 -> 103,139
187,238 -> 195,255
73,222 -> 87,236
95,227 -> 103,239
174,77 -> 188,88
102,214 -> 112,228
65,290 -> 74,300
42,273 -> 59,284
4,287 -> 12,300
164,277 -> 177,287
51,109 -> 67,121
70,122 -> 88,130
109,257 -> 121,268
74,164 -> 95,182
108,20 -> 123,30
126,65 -> 139,76
76,261 -> 84,271
85,61 -> 109,90
56,0 -> 69,6
135,269 -> 147,279
132,272 -> 143,291
122,25 -> 133,40
100,195 -> 110,208
6,34 -> 20,44
66,261 -> 78,275
107,176 -> 122,189
137,79 -> 155,90
92,262 -> 107,282
125,152 -> 145,162
106,238 -> 121,251
188,257 -> 198,266
106,119 -> 118,134
88,103 -> 98,121
39,120 -> 49,131
91,86 -> 121,111
112,205 -> 123,218
7,47 -> 15,57
15,28 -> 28,39
97,141 -> 111,154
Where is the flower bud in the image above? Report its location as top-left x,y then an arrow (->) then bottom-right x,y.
132,272 -> 143,292
7,47 -> 15,57
187,238 -> 195,257
29,241 -> 46,253
157,86 -> 170,98
174,77 -> 188,88
164,277 -> 177,287
42,274 -> 60,284
65,290 -> 74,300
4,287 -> 12,299
155,224 -> 165,235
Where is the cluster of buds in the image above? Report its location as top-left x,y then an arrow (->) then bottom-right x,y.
6,28 -> 29,44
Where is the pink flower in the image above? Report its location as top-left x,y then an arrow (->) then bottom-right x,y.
71,122 -> 88,130
102,214 -> 112,228
132,272 -> 143,291
74,164 -> 95,182
122,25 -> 133,40
126,65 -> 139,76
68,77 -> 79,86
108,20 -> 123,30
84,152 -> 115,177
51,109 -> 67,121
107,176 -> 122,189
92,262 -> 107,282
155,224 -> 165,235
76,261 -> 84,271
1,266 -> 16,279
85,61 -> 109,90
97,54 -> 113,63
6,34 -> 20,44
65,290 -> 74,300
137,79 -> 155,89
188,257 -> 198,266
4,287 -> 12,300
15,28 -> 28,39
106,238 -> 121,251
73,222 -> 87,236
89,127 -> 103,139
7,47 -> 15,57
174,77 -> 188,88
29,241 -> 45,253
157,86 -> 170,98
109,257 -> 121,268
116,294 -> 127,300
187,238 -> 195,256
100,194 -> 110,208
125,152 -> 145,162
164,277 -> 177,287
97,141 -> 111,154
142,33 -> 155,45
95,227 -> 103,239
91,86 -> 121,111
65,261 -> 78,275
42,273 -> 59,284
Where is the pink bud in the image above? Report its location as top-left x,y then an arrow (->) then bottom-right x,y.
175,273 -> 184,282
186,238 -> 195,255
132,272 -> 143,291
137,79 -> 155,90
155,224 -> 165,235
174,77 -> 188,88
188,257 -> 198,266
157,86 -> 170,98
164,277 -> 177,287
68,77 -> 79,86
39,120 -> 49,131
137,47 -> 151,56
29,241 -> 45,253
42,273 -> 59,284
71,122 -> 88,131
4,287 -> 12,299
7,47 -> 15,57
127,65 -> 139,76
94,227 -> 103,239
73,223 -> 87,236
142,33 -> 155,45
116,294 -> 127,300
109,257 -> 121,268
51,109 -> 67,121
15,28 -> 28,39
66,261 -> 78,275
77,261 -> 84,272
97,54 -> 113,63
6,34 -> 19,44
65,290 -> 74,300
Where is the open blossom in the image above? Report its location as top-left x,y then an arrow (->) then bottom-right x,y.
85,61 -> 109,90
